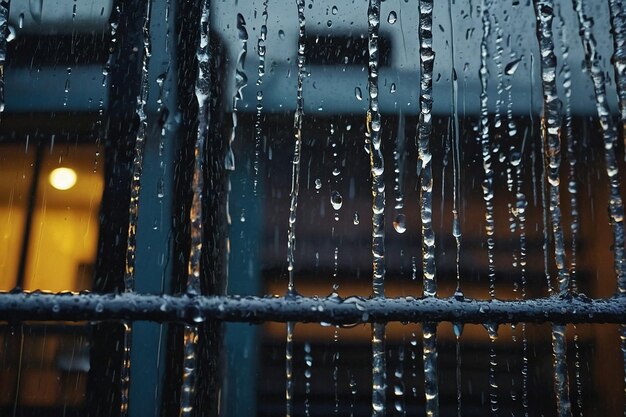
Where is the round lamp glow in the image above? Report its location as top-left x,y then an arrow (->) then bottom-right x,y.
49,167 -> 77,191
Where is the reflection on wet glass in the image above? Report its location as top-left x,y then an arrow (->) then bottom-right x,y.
0,1 -> 107,414
0,144 -> 102,292
0,127 -> 103,414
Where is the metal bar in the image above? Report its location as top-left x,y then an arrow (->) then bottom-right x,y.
15,142 -> 43,290
0,292 -> 623,324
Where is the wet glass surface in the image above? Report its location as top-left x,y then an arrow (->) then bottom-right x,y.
0,0 -> 625,416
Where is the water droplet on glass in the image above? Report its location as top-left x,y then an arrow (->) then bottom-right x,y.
353,211 -> 360,225
484,322 -> 499,340
453,322 -> 464,338
278,29 -> 285,39
504,57 -> 523,75
315,178 -> 322,189
393,213 -> 406,233
387,11 -> 397,24
330,190 -> 343,210
355,86 -> 363,101
6,25 -> 15,42
236,13 -> 248,40
332,5 -> 338,15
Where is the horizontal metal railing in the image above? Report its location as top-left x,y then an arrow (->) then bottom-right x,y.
0,291 -> 623,324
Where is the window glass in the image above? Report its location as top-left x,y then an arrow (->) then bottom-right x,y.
0,0 -> 625,416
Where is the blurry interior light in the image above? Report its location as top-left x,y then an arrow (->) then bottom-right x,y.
49,167 -> 78,190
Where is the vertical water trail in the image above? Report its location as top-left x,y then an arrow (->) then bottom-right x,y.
394,111 -> 406,211
331,124 -> 342,293
410,331 -> 418,401
417,0 -> 435,302
447,0 -> 462,293
0,1 -> 8,115
179,326 -> 199,417
225,14 -> 248,172
287,0 -> 306,295
286,2 -> 306,415
349,374 -> 358,416
503,14 -> 525,417
223,14 -> 247,296
504,56 -> 517,196
154,0 -> 172,277
121,2 -> 152,415
124,0 -> 152,296
485,324 -> 499,414
572,332 -> 584,413
349,374 -> 359,417
556,8 -> 578,291
63,66 -> 72,108
439,121 -> 450,231
422,324 -> 438,417
447,1 -> 462,414
477,4 -> 499,412
478,0 -> 496,297
504,55 -> 519,144
572,0 -> 626,293
367,0 -> 385,300
511,116 -> 534,417
120,321 -> 133,416
531,50 -> 553,294
557,9 -> 585,412
331,326 -> 340,414
67,0 -> 76,112
417,1 -> 437,415
551,324 -> 571,417
179,1 -> 210,415
521,323 -> 529,417
285,321 -> 295,417
153,2 -> 170,409
503,40 -> 525,414
608,0 -> 625,151
507,84 -> 523,269
574,2 -> 626,412
533,2 -> 572,417
515,130 -> 529,417
96,5 -> 120,173
493,16 -> 504,132
253,0 -> 269,195
540,142 -> 552,293
304,342 -> 312,417
530,51 -> 553,293
331,243 -> 341,412
534,0 -> 569,295
366,1 -> 386,415
394,344 -> 406,415
453,323 -> 463,417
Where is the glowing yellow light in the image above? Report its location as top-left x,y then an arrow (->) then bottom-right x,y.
49,167 -> 77,191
